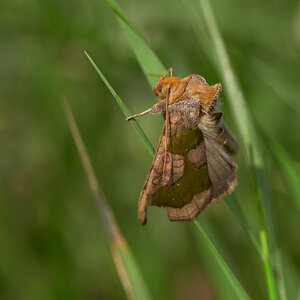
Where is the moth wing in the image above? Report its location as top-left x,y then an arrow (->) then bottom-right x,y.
163,189 -> 211,222
138,101 -> 237,224
138,123 -> 212,224
219,123 -> 239,156
138,124 -> 166,224
198,116 -> 238,203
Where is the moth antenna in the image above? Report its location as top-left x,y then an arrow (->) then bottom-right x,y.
147,72 -> 163,77
147,67 -> 173,77
124,108 -> 152,122
163,67 -> 173,77
163,87 -> 170,178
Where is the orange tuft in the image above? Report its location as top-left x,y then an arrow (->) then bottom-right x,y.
163,76 -> 179,86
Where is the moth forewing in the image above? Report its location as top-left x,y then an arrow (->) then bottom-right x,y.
125,73 -> 238,224
220,124 -> 240,156
138,99 -> 211,224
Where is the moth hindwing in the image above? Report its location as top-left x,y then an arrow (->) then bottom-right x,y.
126,72 -> 238,224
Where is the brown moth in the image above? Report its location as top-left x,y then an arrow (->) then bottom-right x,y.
125,70 -> 239,225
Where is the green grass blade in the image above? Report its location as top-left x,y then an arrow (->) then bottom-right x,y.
61,99 -> 152,300
185,0 -> 262,258
252,59 -> 300,115
84,51 -> 155,157
183,0 -> 217,69
118,20 -> 166,88
193,220 -> 251,300
195,0 -> 252,156
272,142 -> 300,210
194,0 -> 286,299
252,61 -> 300,211
106,0 -> 165,88
263,131 -> 300,211
225,197 -> 263,257
118,248 -> 152,300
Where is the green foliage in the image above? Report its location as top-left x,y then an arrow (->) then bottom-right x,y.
0,0 -> 299,299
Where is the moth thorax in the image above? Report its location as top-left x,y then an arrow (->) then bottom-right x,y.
163,76 -> 179,86
169,99 -> 201,127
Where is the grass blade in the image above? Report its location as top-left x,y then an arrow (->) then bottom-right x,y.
61,98 -> 152,300
271,141 -> 300,210
84,51 -> 155,157
225,197 -> 263,257
194,0 -> 251,156
105,0 -> 166,88
252,60 -> 300,211
252,59 -> 300,115
193,220 -> 251,300
194,0 -> 286,298
262,130 -> 300,211
184,0 -> 262,257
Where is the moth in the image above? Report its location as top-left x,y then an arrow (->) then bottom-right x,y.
125,70 -> 239,225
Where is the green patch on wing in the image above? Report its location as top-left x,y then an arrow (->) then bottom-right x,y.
168,127 -> 204,154
151,128 -> 210,208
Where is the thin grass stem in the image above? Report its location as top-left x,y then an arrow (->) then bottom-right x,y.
195,0 -> 285,298
61,98 -> 152,300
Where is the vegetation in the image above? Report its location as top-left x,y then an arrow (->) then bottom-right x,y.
1,0 -> 299,299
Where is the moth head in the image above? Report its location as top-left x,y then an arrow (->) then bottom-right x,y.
154,75 -> 180,100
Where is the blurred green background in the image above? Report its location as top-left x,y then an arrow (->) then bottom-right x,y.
1,0 -> 300,299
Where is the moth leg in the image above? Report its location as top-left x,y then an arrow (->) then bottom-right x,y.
146,67 -> 173,78
163,88 -> 171,177
124,108 -> 152,122
124,100 -> 166,122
